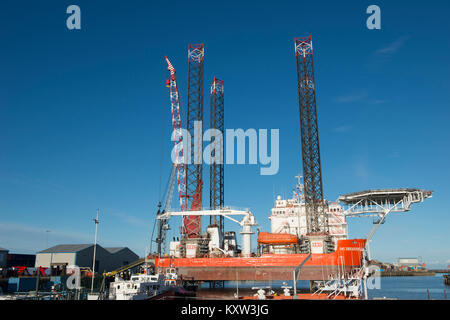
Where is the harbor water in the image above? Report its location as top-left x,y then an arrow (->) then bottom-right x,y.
367,274 -> 448,300
203,274 -> 449,300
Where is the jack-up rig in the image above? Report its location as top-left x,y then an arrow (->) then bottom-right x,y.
148,37 -> 432,299
294,35 -> 334,255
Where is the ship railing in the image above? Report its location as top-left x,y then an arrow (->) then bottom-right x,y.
329,277 -> 363,299
312,268 -> 364,299
312,278 -> 339,296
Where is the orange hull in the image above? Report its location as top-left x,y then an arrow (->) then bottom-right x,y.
154,239 -> 366,281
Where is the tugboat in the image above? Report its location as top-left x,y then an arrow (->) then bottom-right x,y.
108,267 -> 185,300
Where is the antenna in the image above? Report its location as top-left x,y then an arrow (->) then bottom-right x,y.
91,208 -> 99,293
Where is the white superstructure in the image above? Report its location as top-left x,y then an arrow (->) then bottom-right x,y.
109,273 -> 166,300
269,176 -> 348,243
108,268 -> 179,300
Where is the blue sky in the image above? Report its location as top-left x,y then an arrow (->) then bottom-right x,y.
1,1 -> 449,268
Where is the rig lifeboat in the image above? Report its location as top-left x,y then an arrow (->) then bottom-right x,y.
257,232 -> 298,245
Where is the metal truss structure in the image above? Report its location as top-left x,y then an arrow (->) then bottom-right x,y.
312,267 -> 365,299
295,36 -> 328,235
339,189 -> 432,217
339,188 -> 433,246
185,43 -> 205,238
155,164 -> 177,256
158,208 -> 252,223
164,57 -> 187,212
337,188 -> 432,299
210,77 -> 225,242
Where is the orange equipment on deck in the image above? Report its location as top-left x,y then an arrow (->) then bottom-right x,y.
257,232 -> 299,245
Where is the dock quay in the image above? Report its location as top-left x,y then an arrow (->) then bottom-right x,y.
380,271 -> 436,277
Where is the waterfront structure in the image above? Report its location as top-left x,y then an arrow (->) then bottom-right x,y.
35,244 -> 138,272
397,258 -> 420,270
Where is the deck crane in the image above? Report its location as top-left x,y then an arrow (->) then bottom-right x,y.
164,56 -> 202,240
153,164 -> 176,256
165,56 -> 187,212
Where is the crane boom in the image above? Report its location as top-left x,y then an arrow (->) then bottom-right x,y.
165,56 -> 187,212
165,56 -> 203,240
162,164 -> 177,212
154,164 -> 177,255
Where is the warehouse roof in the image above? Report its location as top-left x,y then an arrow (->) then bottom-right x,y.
104,247 -> 126,254
38,244 -> 95,253
37,244 -> 136,255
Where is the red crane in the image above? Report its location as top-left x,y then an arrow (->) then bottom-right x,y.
165,56 -> 202,238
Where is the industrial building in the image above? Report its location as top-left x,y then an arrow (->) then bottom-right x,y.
397,258 -> 420,269
7,253 -> 36,267
0,247 -> 36,268
35,244 -> 139,272
0,247 -> 8,268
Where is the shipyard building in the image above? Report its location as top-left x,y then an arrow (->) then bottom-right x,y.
35,244 -> 139,272
0,247 -> 36,268
0,247 -> 8,268
397,258 -> 420,270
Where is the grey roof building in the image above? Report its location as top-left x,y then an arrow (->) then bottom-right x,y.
35,244 -> 139,272
0,247 -> 9,268
38,244 -> 93,254
397,258 -> 420,268
105,247 -> 127,254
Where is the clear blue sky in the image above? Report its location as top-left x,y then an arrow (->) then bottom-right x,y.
1,0 -> 449,268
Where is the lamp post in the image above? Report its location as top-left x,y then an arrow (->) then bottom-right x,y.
91,208 -> 99,293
